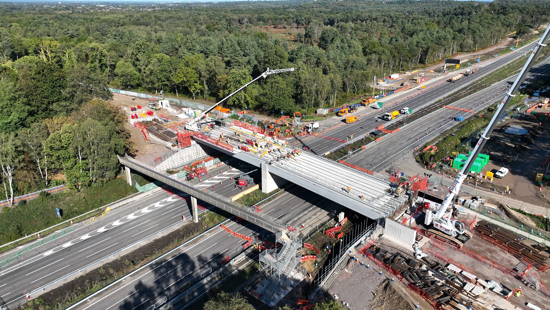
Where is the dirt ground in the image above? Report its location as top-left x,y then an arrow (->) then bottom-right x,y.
483,116 -> 550,205
112,93 -> 180,165
370,279 -> 415,310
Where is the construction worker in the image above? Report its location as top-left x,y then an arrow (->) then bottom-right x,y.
516,286 -> 523,297
346,186 -> 351,194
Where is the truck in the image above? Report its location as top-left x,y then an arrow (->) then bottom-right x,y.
345,116 -> 357,123
464,68 -> 477,76
449,74 -> 464,83
399,107 -> 410,115
305,122 -> 319,132
382,111 -> 399,121
361,98 -> 376,106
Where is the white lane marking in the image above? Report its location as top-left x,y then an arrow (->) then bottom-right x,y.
85,243 -> 119,259
80,233 -> 92,240
130,224 -> 159,238
165,196 -> 180,202
161,209 -> 174,216
61,241 -> 73,248
194,243 -> 218,258
43,250 -> 54,257
141,207 -> 154,213
122,220 -> 151,233
151,202 -> 164,208
106,290 -> 140,310
25,258 -> 64,276
131,298 -> 150,310
127,213 -> 139,220
112,220 -> 124,226
2,291 -> 11,297
0,283 -> 5,287
81,225 -> 230,310
172,214 -> 185,219
77,238 -> 111,253
97,226 -> 109,233
30,265 -> 70,283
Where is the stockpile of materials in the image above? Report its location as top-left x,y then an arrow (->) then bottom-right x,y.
475,220 -> 549,268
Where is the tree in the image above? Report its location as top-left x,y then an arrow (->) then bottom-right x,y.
224,69 -> 253,109
0,132 -> 19,205
176,65 -> 202,100
17,121 -> 49,185
259,75 -> 295,114
114,60 -> 141,89
313,301 -> 345,310
60,64 -> 112,115
203,292 -> 254,310
0,28 -> 14,62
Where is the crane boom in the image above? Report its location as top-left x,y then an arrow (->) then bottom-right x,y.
186,67 -> 295,130
436,27 -> 550,219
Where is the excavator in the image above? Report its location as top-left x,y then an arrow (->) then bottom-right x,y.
268,115 -> 291,129
423,26 -> 549,247
185,68 -> 295,132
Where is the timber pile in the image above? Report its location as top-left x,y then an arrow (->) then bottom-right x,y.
367,247 -> 488,309
475,220 -> 549,268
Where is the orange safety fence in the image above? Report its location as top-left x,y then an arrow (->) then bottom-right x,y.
337,232 -> 344,239
233,120 -> 265,134
301,255 -> 317,262
380,128 -> 400,134
375,137 -> 383,142
443,105 -> 474,113
220,224 -> 253,241
363,251 -> 445,310
326,226 -> 342,238
304,243 -> 320,254
243,240 -> 252,249
193,132 -> 234,152
423,248 -> 475,274
338,160 -> 375,175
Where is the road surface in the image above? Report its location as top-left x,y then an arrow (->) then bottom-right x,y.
300,41 -> 538,155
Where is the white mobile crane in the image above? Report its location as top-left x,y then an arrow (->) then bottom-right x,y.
185,68 -> 295,132
424,26 -> 550,246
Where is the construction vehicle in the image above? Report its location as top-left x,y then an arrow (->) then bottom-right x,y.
235,169 -> 257,190
345,116 -> 357,123
148,101 -> 161,110
305,122 -> 319,133
399,107 -> 410,114
268,115 -> 291,129
424,26 -> 549,247
185,68 -> 295,131
381,111 -> 399,121
361,98 -> 376,106
338,107 -> 349,116
464,68 -> 477,76
449,73 -> 464,83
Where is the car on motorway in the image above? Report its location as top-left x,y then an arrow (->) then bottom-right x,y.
495,167 -> 509,178
400,107 -> 410,114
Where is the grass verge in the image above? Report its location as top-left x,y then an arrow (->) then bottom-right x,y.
0,178 -> 137,250
236,187 -> 285,206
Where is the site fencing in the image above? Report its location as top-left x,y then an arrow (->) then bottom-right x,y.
310,220 -> 376,292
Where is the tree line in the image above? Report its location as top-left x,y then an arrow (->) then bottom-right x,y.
0,0 -> 549,200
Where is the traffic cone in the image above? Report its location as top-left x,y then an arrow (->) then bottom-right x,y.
70,220 -> 73,225
37,233 -> 41,239
212,185 -> 215,189
26,293 -> 30,300
220,181 -> 222,185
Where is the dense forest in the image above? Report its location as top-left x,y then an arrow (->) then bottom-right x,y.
0,0 -> 549,200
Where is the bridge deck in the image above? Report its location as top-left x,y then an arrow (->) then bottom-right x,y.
195,126 -> 405,219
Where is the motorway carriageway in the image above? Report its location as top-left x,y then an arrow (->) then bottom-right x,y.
81,181 -> 352,309
300,41 -> 538,155
185,161 -> 261,197
0,190 -> 198,308
345,56 -> 550,172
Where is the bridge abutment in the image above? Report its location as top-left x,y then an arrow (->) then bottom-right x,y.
261,163 -> 287,193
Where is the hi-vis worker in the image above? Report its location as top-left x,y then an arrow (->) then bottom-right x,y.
515,286 -> 523,297
346,187 -> 351,194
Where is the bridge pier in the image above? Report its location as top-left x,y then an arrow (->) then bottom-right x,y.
261,163 -> 287,193
191,196 -> 199,223
125,166 -> 132,186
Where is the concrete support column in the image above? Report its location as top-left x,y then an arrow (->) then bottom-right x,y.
191,196 -> 199,223
125,166 -> 132,186
261,163 -> 287,193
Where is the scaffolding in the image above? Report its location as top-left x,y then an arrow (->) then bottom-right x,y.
257,231 -> 303,306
